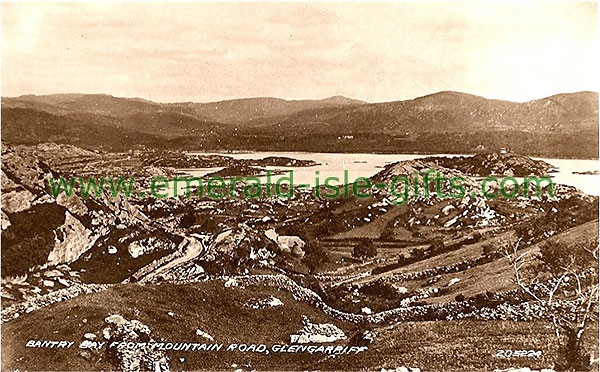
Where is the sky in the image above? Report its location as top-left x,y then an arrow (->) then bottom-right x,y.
1,1 -> 598,103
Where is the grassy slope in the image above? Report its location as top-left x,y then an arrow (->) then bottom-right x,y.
1,281 -> 350,371
2,279 -> 597,371
334,220 -> 598,306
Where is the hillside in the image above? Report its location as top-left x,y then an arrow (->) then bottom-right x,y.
167,96 -> 366,124
1,144 -> 598,371
238,91 -> 598,131
1,91 -> 598,157
2,94 -> 365,124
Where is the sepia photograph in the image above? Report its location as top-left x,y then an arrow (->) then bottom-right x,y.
0,1 -> 599,371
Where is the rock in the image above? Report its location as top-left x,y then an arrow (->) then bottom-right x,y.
1,210 -> 11,230
448,278 -> 461,286
215,230 -> 233,244
1,190 -> 36,214
108,246 -> 118,254
291,244 -> 305,258
47,211 -> 95,264
127,237 -> 175,259
102,327 -> 113,340
224,278 -> 238,288
247,296 -> 283,309
396,367 -> 409,372
79,350 -> 92,360
45,269 -> 63,278
290,317 -> 346,344
43,280 -> 55,288
361,307 -> 372,315
441,204 -> 455,215
83,333 -> 97,341
105,316 -> 169,371
189,264 -> 204,275
267,297 -> 283,307
195,329 -> 214,341
128,243 -> 144,259
55,192 -> 88,215
393,285 -> 408,294
167,311 -> 175,318
105,314 -> 127,326
278,236 -> 306,257
264,229 -> 279,242
57,278 -> 70,287
350,330 -> 375,346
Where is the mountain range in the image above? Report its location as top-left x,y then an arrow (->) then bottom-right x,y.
1,91 -> 598,157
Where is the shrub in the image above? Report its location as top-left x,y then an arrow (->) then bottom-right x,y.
352,239 -> 378,259
303,244 -> 329,273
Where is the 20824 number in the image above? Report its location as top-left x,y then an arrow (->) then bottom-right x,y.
496,350 -> 542,358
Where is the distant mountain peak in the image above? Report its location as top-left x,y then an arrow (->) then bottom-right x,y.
320,95 -> 367,105
414,90 -> 487,100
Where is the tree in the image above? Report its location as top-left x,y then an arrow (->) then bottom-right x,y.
482,243 -> 496,257
506,239 -> 598,371
179,211 -> 196,228
428,237 -> 445,255
303,244 -> 329,273
352,239 -> 378,260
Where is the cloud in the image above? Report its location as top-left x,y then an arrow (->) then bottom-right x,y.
1,2 -> 597,102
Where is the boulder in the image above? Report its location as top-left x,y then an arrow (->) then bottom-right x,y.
247,296 -> 283,309
278,236 -> 306,257
102,327 -> 113,340
47,211 -> 95,264
290,317 -> 346,344
83,333 -> 97,341
44,269 -> 63,278
448,278 -> 461,286
441,204 -> 455,215
105,314 -> 127,326
195,329 -> 214,341
224,278 -> 238,288
1,210 -> 11,230
264,229 -> 278,242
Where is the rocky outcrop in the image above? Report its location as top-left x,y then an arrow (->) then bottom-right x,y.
264,229 -> 306,257
1,143 -> 161,277
245,295 -> 283,309
127,236 -> 176,259
424,153 -> 555,177
290,316 -> 346,344
1,189 -> 36,213
104,315 -> 170,372
47,211 -> 97,264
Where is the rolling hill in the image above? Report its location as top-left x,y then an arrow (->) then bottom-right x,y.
1,91 -> 597,157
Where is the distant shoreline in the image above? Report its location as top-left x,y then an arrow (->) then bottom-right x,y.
184,149 -> 600,161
